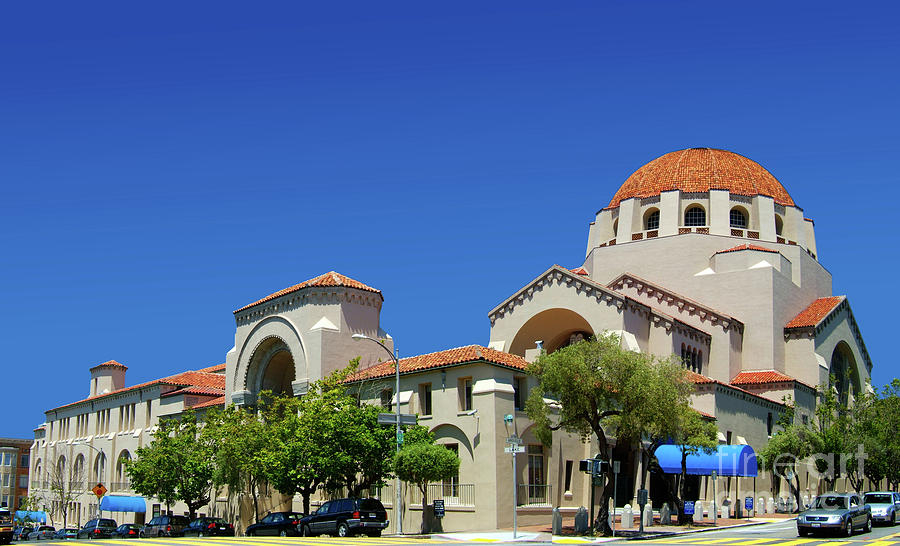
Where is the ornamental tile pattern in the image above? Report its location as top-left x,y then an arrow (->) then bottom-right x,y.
607,148 -> 795,209
731,370 -> 796,385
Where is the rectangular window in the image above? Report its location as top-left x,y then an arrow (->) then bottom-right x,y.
146,401 -> 152,427
527,445 -> 545,503
726,431 -> 732,445
20,454 -> 28,468
2,474 -> 9,487
418,383 -> 432,416
513,377 -> 527,411
564,460 -> 574,493
458,378 -> 473,412
2,453 -> 10,466
441,444 -> 459,497
19,475 -> 27,489
380,389 -> 393,412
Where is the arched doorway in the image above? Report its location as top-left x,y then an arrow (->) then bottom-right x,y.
248,337 -> 297,396
830,342 -> 860,404
509,308 -> 594,356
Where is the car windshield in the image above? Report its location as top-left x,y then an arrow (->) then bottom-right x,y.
171,516 -> 189,525
206,518 -> 228,525
865,494 -> 893,504
98,519 -> 117,528
813,496 -> 847,510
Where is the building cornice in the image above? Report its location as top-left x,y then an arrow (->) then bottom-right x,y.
235,287 -> 383,326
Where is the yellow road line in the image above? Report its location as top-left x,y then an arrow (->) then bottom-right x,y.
861,541 -> 899,546
728,539 -> 781,545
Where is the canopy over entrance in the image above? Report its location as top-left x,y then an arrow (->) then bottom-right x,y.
14,511 -> 47,523
99,495 -> 147,513
655,444 -> 758,477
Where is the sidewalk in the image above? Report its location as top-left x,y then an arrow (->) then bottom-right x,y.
432,513 -> 796,543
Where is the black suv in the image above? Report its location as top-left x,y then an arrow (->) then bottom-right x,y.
298,498 -> 388,537
141,515 -> 189,538
246,512 -> 304,536
77,519 -> 117,539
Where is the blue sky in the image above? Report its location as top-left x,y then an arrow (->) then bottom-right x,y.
1,2 -> 898,438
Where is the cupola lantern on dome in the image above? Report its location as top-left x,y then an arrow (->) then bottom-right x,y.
587,148 -> 817,259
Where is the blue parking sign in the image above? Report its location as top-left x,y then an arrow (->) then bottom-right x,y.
684,501 -> 695,515
745,496 -> 753,511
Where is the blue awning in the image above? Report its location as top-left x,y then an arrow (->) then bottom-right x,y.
15,511 -> 47,523
655,444 -> 758,477
99,495 -> 147,513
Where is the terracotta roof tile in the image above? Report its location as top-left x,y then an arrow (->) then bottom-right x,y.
717,244 -> 779,254
161,385 -> 226,398
89,360 -> 128,372
607,148 -> 795,209
50,368 -> 226,411
235,271 -> 382,313
197,363 -> 226,373
347,345 -> 529,382
190,396 -> 225,409
568,267 -> 589,276
731,370 -> 796,385
686,370 -> 785,406
685,370 -> 716,384
785,296 -> 844,329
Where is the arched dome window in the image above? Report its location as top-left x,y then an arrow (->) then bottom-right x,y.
730,207 -> 748,229
775,215 -> 784,236
612,219 -> 619,236
684,206 -> 706,227
644,209 -> 660,231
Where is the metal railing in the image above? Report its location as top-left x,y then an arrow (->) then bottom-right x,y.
110,481 -> 131,491
409,483 -> 475,507
517,483 -> 551,507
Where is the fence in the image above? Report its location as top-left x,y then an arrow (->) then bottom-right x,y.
409,483 -> 475,507
517,483 -> 551,507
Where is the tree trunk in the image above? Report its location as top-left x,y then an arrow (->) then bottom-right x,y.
789,474 -> 802,513
420,483 -> 429,534
250,475 -> 260,524
676,451 -> 692,525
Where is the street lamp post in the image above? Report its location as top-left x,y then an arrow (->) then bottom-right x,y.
352,334 -> 402,535
74,442 -> 105,521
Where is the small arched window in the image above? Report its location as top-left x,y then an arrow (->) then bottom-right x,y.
684,206 -> 706,227
612,219 -> 619,236
730,207 -> 748,229
644,209 -> 660,231
697,351 -> 703,374
775,215 -> 784,236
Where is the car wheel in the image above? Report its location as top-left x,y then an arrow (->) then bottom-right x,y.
336,522 -> 349,538
798,529 -> 808,537
139,532 -> 144,538
865,517 -> 872,533
369,530 -> 382,537
279,530 -> 287,537
247,530 -> 254,537
300,525 -> 312,537
198,532 -> 205,538
845,518 -> 853,537
892,511 -> 897,526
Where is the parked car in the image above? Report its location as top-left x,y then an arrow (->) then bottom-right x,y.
182,517 -> 234,537
26,527 -> 55,541
111,524 -> 141,538
298,498 -> 388,538
798,492 -> 872,536
245,512 -> 304,536
864,492 -> 900,525
141,515 -> 189,538
51,529 -> 77,540
77,519 -> 117,540
12,527 -> 33,541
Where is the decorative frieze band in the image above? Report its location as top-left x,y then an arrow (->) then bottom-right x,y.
235,288 -> 382,326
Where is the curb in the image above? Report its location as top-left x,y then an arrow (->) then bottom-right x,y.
624,519 -> 796,540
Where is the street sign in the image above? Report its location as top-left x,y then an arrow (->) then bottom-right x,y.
92,483 -> 107,499
745,496 -> 754,511
377,413 -> 418,426
612,461 -> 621,474
397,430 -> 404,444
637,488 -> 649,506
684,501 -> 695,515
433,499 -> 445,518
506,435 -> 523,445
504,445 -> 525,453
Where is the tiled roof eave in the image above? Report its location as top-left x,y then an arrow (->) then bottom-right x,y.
346,357 -> 526,383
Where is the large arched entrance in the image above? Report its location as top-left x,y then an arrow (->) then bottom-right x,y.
248,337 -> 297,396
509,308 -> 594,356
830,341 -> 860,404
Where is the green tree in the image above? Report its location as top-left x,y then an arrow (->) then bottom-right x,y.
525,333 -> 696,535
394,442 -> 460,533
759,403 -> 809,513
203,404 -> 269,524
655,409 -> 718,524
126,411 -> 213,518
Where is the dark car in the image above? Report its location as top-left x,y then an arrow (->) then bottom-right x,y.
798,492 -> 871,536
111,524 -> 141,538
245,512 -> 304,536
298,498 -> 388,538
141,515 -> 189,538
182,517 -> 234,537
25,527 -> 54,541
77,519 -> 117,540
52,529 -> 77,540
12,527 -> 33,541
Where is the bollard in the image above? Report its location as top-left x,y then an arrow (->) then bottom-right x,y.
621,504 -> 633,529
659,502 -> 670,525
552,507 -> 562,536
695,501 -> 704,522
643,503 -> 653,527
802,494 -> 809,510
721,502 -> 729,519
709,501 -> 717,523
758,497 -> 765,516
767,497 -> 775,514
574,506 -> 589,535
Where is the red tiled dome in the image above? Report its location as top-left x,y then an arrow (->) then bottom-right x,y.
607,148 -> 795,209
